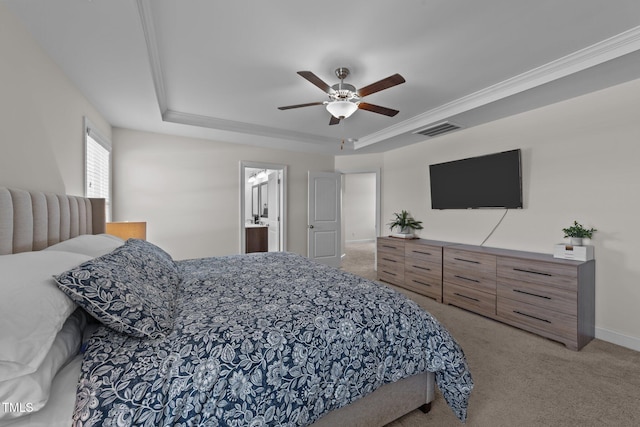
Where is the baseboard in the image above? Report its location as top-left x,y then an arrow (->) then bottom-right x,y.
345,239 -> 376,244
595,327 -> 640,352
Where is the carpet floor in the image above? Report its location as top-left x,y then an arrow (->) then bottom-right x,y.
341,241 -> 640,427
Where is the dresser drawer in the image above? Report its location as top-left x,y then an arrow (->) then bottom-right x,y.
403,277 -> 442,301
497,279 -> 577,316
378,250 -> 404,267
405,241 -> 442,264
445,248 -> 497,272
378,269 -> 404,286
444,249 -> 496,294
377,238 -> 405,257
405,259 -> 441,281
498,257 -> 577,291
404,260 -> 442,301
377,251 -> 404,286
497,296 -> 577,349
444,282 -> 496,318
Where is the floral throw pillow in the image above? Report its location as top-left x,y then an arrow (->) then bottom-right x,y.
54,239 -> 180,339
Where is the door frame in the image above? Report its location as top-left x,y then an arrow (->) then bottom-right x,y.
239,161 -> 287,254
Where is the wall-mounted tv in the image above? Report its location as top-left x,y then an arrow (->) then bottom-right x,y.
429,149 -> 523,209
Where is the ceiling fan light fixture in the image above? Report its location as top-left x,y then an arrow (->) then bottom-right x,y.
326,100 -> 358,119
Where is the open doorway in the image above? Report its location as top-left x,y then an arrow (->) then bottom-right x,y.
240,161 -> 287,254
339,169 -> 380,278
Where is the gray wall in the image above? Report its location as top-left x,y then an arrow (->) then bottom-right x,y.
0,5 -> 111,195
111,128 -> 334,260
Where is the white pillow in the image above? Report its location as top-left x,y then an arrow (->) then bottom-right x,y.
44,234 -> 124,258
0,251 -> 90,382
0,309 -> 85,420
0,355 -> 84,427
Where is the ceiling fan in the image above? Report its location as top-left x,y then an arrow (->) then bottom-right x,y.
278,68 -> 406,125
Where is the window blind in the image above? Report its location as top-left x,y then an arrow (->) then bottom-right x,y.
84,118 -> 111,220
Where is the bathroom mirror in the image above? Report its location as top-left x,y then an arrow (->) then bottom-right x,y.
260,182 -> 268,217
251,185 -> 259,217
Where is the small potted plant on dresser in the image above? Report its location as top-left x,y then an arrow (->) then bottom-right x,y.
562,220 -> 597,246
388,210 -> 423,239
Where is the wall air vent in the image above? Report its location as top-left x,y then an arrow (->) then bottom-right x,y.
413,121 -> 462,137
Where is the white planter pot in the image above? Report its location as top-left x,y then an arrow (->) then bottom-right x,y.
570,237 -> 583,246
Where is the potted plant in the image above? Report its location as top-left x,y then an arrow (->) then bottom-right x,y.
562,220 -> 596,246
388,210 -> 423,238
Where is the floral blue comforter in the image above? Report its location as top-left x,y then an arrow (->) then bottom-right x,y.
74,252 -> 472,426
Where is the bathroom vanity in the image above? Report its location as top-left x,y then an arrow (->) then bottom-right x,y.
246,224 -> 268,253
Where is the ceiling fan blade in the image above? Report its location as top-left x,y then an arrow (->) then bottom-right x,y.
329,115 -> 341,125
357,73 -> 406,97
358,102 -> 399,117
297,71 -> 332,93
278,102 -> 325,110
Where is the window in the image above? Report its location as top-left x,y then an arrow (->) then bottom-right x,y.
84,117 -> 111,220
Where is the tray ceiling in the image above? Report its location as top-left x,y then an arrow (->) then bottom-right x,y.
6,0 -> 640,155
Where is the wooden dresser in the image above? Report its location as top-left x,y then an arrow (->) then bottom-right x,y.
404,239 -> 446,302
377,237 -> 449,302
377,237 -> 595,350
495,251 -> 595,351
377,237 -> 405,286
443,246 -> 497,318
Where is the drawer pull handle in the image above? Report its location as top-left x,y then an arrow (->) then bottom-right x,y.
513,268 -> 552,277
513,289 -> 551,300
382,270 -> 397,276
454,275 -> 479,283
412,265 -> 431,271
513,310 -> 551,323
454,257 -> 480,264
412,280 -> 432,287
454,292 -> 479,302
382,258 -> 397,263
412,250 -> 432,255
382,245 -> 398,249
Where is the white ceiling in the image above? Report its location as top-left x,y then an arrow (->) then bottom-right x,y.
6,0 -> 640,155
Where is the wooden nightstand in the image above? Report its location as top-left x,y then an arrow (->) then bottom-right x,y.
105,222 -> 147,240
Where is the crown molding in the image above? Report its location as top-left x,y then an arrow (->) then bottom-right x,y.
136,0 -> 167,116
138,1 -> 334,146
354,25 -> 640,150
137,2 -> 640,152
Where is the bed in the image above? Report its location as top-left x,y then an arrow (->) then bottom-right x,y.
0,187 -> 473,426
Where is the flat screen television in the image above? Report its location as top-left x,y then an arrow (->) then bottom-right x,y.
429,149 -> 523,209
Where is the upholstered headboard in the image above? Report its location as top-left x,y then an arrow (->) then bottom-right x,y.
0,187 -> 106,255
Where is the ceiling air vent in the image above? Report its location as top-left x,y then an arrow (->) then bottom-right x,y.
413,121 -> 461,137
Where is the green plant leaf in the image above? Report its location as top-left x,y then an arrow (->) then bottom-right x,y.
388,210 -> 424,231
562,220 -> 596,238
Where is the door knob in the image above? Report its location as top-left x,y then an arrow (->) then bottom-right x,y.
308,225 -> 314,229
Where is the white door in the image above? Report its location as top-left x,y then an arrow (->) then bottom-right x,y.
308,171 -> 341,267
267,171 -> 280,251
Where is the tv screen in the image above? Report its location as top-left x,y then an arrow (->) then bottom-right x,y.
429,149 -> 523,209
